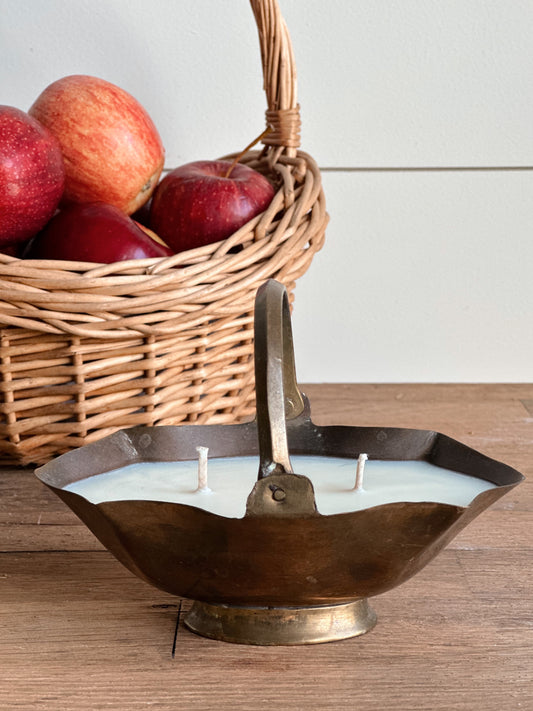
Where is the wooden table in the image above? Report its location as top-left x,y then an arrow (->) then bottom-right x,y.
1,384 -> 531,710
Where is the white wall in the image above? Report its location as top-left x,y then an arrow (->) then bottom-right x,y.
1,0 -> 532,382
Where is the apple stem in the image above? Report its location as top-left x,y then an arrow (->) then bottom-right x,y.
224,126 -> 272,178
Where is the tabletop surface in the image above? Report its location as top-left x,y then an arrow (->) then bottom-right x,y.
1,383 -> 531,711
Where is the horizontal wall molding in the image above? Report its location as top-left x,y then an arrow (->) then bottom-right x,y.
320,166 -> 533,173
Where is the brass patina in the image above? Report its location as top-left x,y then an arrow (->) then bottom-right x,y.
35,280 -> 524,645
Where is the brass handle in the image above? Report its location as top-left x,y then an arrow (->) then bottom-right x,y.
246,280 -> 317,517
254,279 -> 304,479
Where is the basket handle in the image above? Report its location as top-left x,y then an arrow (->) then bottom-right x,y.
250,0 -> 300,158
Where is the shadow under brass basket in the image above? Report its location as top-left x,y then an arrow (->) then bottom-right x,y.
0,0 -> 327,466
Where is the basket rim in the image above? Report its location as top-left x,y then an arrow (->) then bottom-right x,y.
0,150 -> 327,339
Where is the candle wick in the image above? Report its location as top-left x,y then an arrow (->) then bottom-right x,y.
354,453 -> 368,492
196,446 -> 211,493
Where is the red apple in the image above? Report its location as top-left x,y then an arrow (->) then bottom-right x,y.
0,241 -> 28,258
149,160 -> 275,253
29,75 -> 165,215
0,105 -> 65,246
23,202 -> 174,263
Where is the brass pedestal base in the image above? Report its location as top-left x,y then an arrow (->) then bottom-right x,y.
184,599 -> 377,645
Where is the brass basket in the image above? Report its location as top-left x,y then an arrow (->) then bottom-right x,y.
0,0 -> 327,466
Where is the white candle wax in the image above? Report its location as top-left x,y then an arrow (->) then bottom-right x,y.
64,455 -> 496,518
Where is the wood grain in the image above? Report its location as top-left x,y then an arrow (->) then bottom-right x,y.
0,384 -> 531,711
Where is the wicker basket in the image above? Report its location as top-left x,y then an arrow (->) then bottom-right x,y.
0,0 -> 327,466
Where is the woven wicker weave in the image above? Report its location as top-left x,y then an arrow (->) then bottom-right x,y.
0,0 -> 327,466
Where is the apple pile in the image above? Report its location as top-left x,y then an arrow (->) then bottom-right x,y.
0,75 -> 275,263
